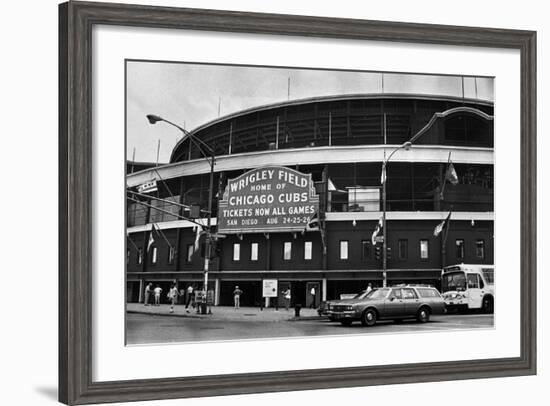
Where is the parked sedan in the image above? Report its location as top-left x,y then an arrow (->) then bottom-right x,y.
328,285 -> 445,327
318,290 -> 368,319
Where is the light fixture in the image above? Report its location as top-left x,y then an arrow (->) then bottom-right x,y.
146,114 -> 163,124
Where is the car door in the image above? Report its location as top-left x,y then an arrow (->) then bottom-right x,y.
384,288 -> 405,318
401,288 -> 420,316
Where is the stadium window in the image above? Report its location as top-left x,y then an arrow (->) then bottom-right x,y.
137,248 -> 143,265
361,240 -> 371,261
151,247 -> 158,264
168,246 -> 175,264
233,243 -> 241,261
250,242 -> 258,261
283,242 -> 292,260
476,239 -> 485,259
456,239 -> 465,259
398,239 -> 408,260
340,240 -> 349,260
420,239 -> 429,259
186,244 -> 193,263
304,241 -> 312,260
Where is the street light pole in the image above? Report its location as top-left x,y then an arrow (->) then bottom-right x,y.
146,114 -> 215,313
382,160 -> 387,287
203,148 -> 215,302
381,141 -> 411,287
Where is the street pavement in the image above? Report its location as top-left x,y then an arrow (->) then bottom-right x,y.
126,304 -> 494,345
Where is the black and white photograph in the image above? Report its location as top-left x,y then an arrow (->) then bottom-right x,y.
125,61 -> 495,345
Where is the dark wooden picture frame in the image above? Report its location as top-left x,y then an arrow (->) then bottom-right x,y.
59,1 -> 536,404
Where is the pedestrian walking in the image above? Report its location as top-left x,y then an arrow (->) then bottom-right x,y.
144,282 -> 153,306
185,284 -> 194,313
167,283 -> 179,313
283,288 -> 291,310
309,286 -> 316,308
233,286 -> 243,309
153,285 -> 162,306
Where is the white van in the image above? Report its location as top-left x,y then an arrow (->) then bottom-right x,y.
441,264 -> 494,313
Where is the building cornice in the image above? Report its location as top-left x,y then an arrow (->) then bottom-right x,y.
127,145 -> 493,187
127,212 -> 494,234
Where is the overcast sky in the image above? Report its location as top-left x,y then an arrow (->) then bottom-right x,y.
126,61 -> 493,163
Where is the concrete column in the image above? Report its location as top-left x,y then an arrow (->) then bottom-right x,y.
265,297 -> 270,308
214,278 -> 220,306
322,278 -> 327,301
138,279 -> 144,303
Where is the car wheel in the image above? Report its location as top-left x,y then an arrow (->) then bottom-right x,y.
361,309 -> 377,327
340,319 -> 353,327
417,307 -> 430,323
482,296 -> 494,314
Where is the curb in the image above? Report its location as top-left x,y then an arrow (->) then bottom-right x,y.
289,316 -> 324,321
127,310 -> 206,319
127,309 -> 323,322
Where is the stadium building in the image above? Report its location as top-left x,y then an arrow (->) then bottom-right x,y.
126,93 -> 494,308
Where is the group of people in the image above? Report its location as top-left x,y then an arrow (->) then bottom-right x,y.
143,282 -> 198,313
142,283 -> 330,311
143,283 -> 164,307
231,286 -> 319,311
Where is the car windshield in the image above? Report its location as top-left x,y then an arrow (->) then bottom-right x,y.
441,271 -> 467,292
365,288 -> 390,299
352,290 -> 368,299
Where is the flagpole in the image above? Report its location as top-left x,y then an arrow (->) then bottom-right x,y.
441,210 -> 452,268
126,233 -> 141,252
127,193 -> 204,227
127,196 -> 205,229
152,223 -> 174,251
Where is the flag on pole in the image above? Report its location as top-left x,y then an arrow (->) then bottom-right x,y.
371,216 -> 383,245
327,178 -> 346,193
193,225 -> 204,253
303,212 -> 320,234
147,225 -> 156,252
434,211 -> 452,237
445,162 -> 459,185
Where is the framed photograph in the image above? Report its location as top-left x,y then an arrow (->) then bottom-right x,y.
59,1 -> 536,404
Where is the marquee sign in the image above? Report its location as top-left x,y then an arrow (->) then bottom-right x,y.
218,166 -> 319,234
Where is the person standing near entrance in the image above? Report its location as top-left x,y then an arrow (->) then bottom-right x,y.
233,286 -> 243,310
144,283 -> 153,306
366,283 -> 373,295
310,286 -> 316,308
153,285 -> 162,306
167,283 -> 179,313
283,288 -> 291,310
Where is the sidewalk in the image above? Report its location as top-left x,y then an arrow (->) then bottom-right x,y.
126,303 -> 322,322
